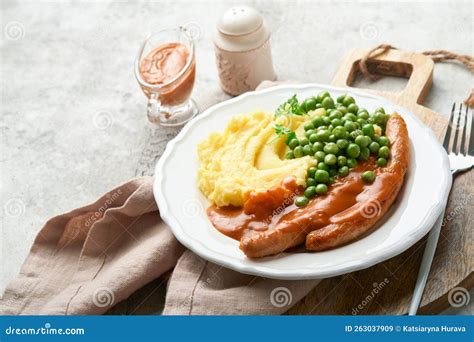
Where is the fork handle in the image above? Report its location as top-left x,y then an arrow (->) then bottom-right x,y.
408,209 -> 445,315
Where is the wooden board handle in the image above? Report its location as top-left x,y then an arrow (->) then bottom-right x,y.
331,48 -> 434,105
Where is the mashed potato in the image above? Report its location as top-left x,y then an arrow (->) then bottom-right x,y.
197,111 -> 318,207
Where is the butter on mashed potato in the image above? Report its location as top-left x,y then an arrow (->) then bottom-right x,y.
197,111 -> 318,207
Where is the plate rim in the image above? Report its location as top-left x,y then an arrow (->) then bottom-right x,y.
154,83 -> 452,280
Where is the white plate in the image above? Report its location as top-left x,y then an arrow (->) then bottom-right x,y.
154,84 -> 451,280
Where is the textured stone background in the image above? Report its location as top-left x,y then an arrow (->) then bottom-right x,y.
1,0 -> 472,313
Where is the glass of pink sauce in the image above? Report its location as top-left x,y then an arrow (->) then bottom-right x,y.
135,27 -> 198,126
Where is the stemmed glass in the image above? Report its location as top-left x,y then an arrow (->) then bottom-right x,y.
135,27 -> 198,126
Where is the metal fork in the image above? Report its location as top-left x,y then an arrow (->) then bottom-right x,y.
409,103 -> 473,315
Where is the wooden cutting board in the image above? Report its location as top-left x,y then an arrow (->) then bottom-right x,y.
289,48 -> 473,315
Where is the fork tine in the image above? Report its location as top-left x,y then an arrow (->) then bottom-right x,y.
460,105 -> 468,156
452,104 -> 462,154
443,103 -> 456,151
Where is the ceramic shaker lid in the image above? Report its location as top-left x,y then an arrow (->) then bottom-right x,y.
214,6 -> 270,52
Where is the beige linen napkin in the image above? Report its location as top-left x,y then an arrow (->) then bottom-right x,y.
0,81 -> 320,315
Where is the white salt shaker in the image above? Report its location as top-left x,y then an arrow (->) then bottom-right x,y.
214,6 -> 277,96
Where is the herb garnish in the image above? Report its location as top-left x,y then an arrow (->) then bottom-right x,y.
273,123 -> 296,145
275,95 -> 305,117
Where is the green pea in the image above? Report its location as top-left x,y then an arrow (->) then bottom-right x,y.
377,157 -> 388,167
294,146 -> 304,158
288,139 -> 299,149
337,94 -> 347,103
347,158 -> 357,168
300,137 -> 310,146
314,151 -> 326,162
324,153 -> 337,166
329,177 -> 335,184
357,108 -> 368,115
308,166 -> 317,177
338,106 -> 348,114
350,129 -> 363,140
318,91 -> 330,101
357,111 -> 370,120
359,147 -> 370,160
303,145 -> 313,155
295,196 -> 309,206
346,143 -> 361,158
355,135 -> 370,148
314,169 -> 330,183
317,162 -> 330,171
309,133 -> 319,143
375,107 -> 385,114
322,97 -> 335,109
347,103 -> 359,114
373,112 -> 386,124
338,166 -> 349,177
343,113 -> 357,122
315,103 -> 323,109
323,116 -> 331,125
329,168 -> 338,177
312,142 -> 324,152
329,110 -> 343,120
307,177 -> 317,187
337,155 -> 347,166
369,141 -> 380,153
285,151 -> 294,159
331,118 -> 343,127
315,183 -> 328,195
312,117 -> 325,128
316,130 -> 331,142
299,103 -> 307,113
328,125 -> 334,131
324,142 -> 339,154
361,171 -> 376,183
305,129 -> 315,138
344,121 -> 357,132
333,126 -> 347,139
378,146 -> 390,158
329,134 -> 337,143
342,95 -> 355,107
337,139 -> 349,150
305,98 -> 317,111
362,124 -> 375,137
377,136 -> 390,146
357,119 -> 367,127
304,186 -> 317,198
304,122 -> 315,131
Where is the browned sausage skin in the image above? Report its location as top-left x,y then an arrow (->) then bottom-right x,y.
305,113 -> 409,251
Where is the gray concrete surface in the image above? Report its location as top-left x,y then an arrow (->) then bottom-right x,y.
1,0 -> 472,314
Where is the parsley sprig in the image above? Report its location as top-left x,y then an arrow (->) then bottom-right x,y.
273,123 -> 296,145
275,95 -> 305,117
